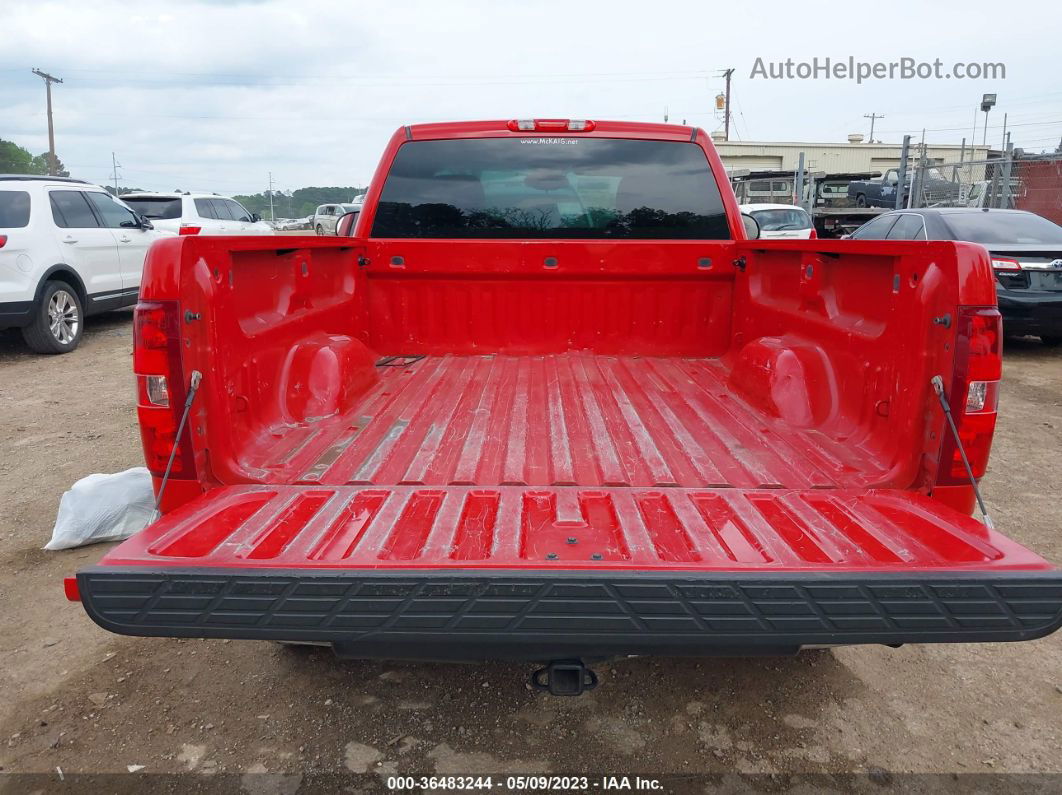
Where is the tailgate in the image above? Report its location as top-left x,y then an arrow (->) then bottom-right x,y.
76,485 -> 1062,659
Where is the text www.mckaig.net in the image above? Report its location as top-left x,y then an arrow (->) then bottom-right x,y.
750,57 -> 1006,83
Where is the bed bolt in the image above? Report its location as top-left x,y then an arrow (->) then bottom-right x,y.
546,553 -> 558,560
566,537 -> 577,545
591,553 -> 603,561
184,311 -> 200,323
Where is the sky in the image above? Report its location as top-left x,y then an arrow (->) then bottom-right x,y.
2,0 -> 1059,199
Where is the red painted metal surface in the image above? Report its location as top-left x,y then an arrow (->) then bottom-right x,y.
112,120 -> 1049,588
98,484 -> 1053,573
231,354 -> 888,490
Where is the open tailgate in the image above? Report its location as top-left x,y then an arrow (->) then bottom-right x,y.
75,485 -> 1062,660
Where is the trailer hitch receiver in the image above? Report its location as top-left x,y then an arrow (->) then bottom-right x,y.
531,659 -> 599,696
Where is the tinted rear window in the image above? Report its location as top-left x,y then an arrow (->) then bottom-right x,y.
0,191 -> 31,228
123,197 -> 182,220
942,212 -> 1062,244
371,138 -> 730,239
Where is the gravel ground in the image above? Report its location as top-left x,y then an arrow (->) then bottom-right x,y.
0,311 -> 1060,785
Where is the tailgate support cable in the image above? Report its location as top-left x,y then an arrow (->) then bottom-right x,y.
152,370 -> 203,522
930,375 -> 994,530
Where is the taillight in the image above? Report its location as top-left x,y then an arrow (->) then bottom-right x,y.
178,225 -> 201,235
990,257 -> 1021,271
808,227 -> 818,240
937,306 -> 1002,484
134,301 -> 196,478
0,234 -> 8,248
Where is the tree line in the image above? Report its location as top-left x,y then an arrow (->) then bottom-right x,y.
232,187 -> 367,220
2,138 -> 363,219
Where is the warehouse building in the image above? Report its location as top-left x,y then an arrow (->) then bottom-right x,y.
714,134 -> 992,175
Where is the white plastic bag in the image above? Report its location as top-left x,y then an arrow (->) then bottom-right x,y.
44,467 -> 155,550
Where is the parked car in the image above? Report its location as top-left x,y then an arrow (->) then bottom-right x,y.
313,203 -> 362,235
849,208 -> 1062,345
120,193 -> 273,236
847,167 -> 960,208
739,203 -> 816,239
0,175 -> 173,353
68,119 -> 1060,694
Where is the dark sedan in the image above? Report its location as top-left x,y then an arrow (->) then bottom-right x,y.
849,208 -> 1062,346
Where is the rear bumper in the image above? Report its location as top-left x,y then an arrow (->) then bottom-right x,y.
76,567 -> 1062,661
997,290 -> 1062,336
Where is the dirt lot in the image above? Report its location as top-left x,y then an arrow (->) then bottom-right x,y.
1,311 -> 1060,786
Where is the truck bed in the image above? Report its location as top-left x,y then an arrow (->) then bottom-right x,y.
240,353 -> 887,490
80,352 -> 1062,656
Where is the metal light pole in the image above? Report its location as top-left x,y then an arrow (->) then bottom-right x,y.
31,69 -> 63,175
981,93 -> 996,148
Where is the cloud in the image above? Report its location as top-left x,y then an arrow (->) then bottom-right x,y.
1,0 -> 1058,195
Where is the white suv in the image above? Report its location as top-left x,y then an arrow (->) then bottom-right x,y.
0,175 -> 173,354
313,203 -> 362,235
121,193 -> 274,236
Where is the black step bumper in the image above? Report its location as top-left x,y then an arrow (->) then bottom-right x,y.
76,567 -> 1062,661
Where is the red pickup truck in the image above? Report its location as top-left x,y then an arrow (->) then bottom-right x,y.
69,119 -> 1061,693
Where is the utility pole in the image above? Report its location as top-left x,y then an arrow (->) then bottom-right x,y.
111,152 -> 121,195
267,172 -> 275,222
721,68 -> 735,141
863,113 -> 884,143
31,68 -> 63,176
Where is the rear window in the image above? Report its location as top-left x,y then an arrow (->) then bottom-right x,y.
371,138 -> 730,239
750,208 -> 811,231
123,196 -> 182,220
942,212 -> 1062,245
0,191 -> 31,228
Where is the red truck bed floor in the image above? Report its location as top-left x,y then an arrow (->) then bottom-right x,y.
241,354 -> 889,489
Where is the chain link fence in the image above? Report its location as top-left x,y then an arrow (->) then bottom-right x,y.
908,144 -> 1062,224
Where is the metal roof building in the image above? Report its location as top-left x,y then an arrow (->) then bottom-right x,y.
714,136 -> 993,175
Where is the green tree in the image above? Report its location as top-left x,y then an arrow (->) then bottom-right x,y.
233,186 -> 366,219
0,138 -> 70,176
31,153 -> 70,177
0,139 -> 42,174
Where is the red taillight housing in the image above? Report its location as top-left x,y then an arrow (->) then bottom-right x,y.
134,301 -> 196,479
936,306 -> 1002,485
0,234 -> 8,248
808,227 -> 818,240
178,225 -> 201,236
